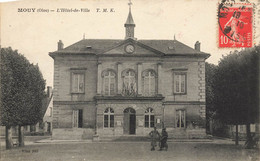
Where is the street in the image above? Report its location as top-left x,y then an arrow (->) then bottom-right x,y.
0,139 -> 259,161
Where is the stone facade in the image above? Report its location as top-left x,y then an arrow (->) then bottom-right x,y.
49,8 -> 210,140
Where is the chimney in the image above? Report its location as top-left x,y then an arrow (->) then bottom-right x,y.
58,40 -> 64,50
195,41 -> 200,51
47,86 -> 52,98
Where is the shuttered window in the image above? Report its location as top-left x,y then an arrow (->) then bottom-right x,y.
72,73 -> 85,93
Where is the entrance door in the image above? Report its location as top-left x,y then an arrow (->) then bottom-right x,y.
123,108 -> 136,135
129,114 -> 136,134
47,122 -> 51,133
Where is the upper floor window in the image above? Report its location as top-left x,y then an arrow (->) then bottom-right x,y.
71,72 -> 85,93
145,108 -> 155,128
102,70 -> 116,96
142,70 -> 156,96
173,73 -> 186,94
122,69 -> 137,96
104,108 -> 114,128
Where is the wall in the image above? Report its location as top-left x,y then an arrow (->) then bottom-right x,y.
51,53 -> 207,139
53,55 -> 97,102
96,100 -> 163,137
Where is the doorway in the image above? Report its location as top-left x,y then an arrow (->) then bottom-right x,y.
123,108 -> 136,135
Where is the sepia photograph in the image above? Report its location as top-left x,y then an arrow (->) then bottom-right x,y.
0,0 -> 259,160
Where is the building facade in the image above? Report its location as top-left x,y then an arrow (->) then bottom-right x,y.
49,7 -> 210,140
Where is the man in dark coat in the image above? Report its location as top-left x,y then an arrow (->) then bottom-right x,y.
159,128 -> 168,151
149,127 -> 160,151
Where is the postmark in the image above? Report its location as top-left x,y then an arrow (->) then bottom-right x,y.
218,0 -> 253,48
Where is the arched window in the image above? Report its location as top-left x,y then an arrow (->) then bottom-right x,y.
102,70 -> 116,96
104,108 -> 114,128
142,70 -> 156,96
144,108 -> 155,128
122,69 -> 136,96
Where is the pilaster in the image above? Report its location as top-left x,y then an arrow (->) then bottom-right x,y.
157,63 -> 162,95
97,62 -> 102,95
137,63 -> 142,95
117,62 -> 122,95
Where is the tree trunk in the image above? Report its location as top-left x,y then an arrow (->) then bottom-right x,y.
256,123 -> 260,149
5,126 -> 13,149
209,120 -> 213,135
245,123 -> 253,148
235,124 -> 239,145
18,125 -> 25,147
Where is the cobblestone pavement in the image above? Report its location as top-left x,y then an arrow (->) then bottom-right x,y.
0,140 -> 259,161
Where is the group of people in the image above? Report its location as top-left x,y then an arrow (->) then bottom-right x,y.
149,127 -> 168,151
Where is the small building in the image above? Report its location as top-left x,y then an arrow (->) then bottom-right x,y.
42,86 -> 53,134
49,4 -> 210,140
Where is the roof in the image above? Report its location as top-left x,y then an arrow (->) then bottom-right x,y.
125,11 -> 135,25
58,39 -> 122,53
139,39 -> 204,55
40,94 -> 53,119
50,38 -> 210,58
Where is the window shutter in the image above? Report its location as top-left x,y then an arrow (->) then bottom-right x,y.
175,74 -> 180,93
78,74 -> 84,92
73,110 -> 79,128
150,76 -> 155,95
181,75 -> 185,93
72,74 -> 78,92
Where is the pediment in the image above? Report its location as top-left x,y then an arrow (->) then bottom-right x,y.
99,38 -> 164,56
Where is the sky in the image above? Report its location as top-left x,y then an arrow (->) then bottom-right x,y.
1,0 -> 259,87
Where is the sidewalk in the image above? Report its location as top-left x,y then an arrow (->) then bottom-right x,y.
1,136 -> 235,146
34,137 -> 215,144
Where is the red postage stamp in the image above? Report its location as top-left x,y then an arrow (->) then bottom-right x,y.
218,1 -> 253,48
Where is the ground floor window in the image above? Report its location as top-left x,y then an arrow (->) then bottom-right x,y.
73,109 -> 83,128
104,108 -> 114,128
145,108 -> 155,128
176,110 -> 185,128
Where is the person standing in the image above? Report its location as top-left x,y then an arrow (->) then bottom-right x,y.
149,127 -> 160,151
159,128 -> 168,151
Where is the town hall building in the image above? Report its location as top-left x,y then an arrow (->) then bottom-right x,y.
49,4 -> 210,140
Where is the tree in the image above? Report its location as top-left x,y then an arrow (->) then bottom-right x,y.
213,46 -> 259,147
0,47 -> 45,149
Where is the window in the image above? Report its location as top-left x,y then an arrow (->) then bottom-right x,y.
104,108 -> 114,128
71,73 -> 85,93
176,110 -> 185,128
102,70 -> 116,96
173,73 -> 186,94
142,70 -> 156,96
122,69 -> 137,96
145,108 -> 155,128
73,109 -> 83,128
